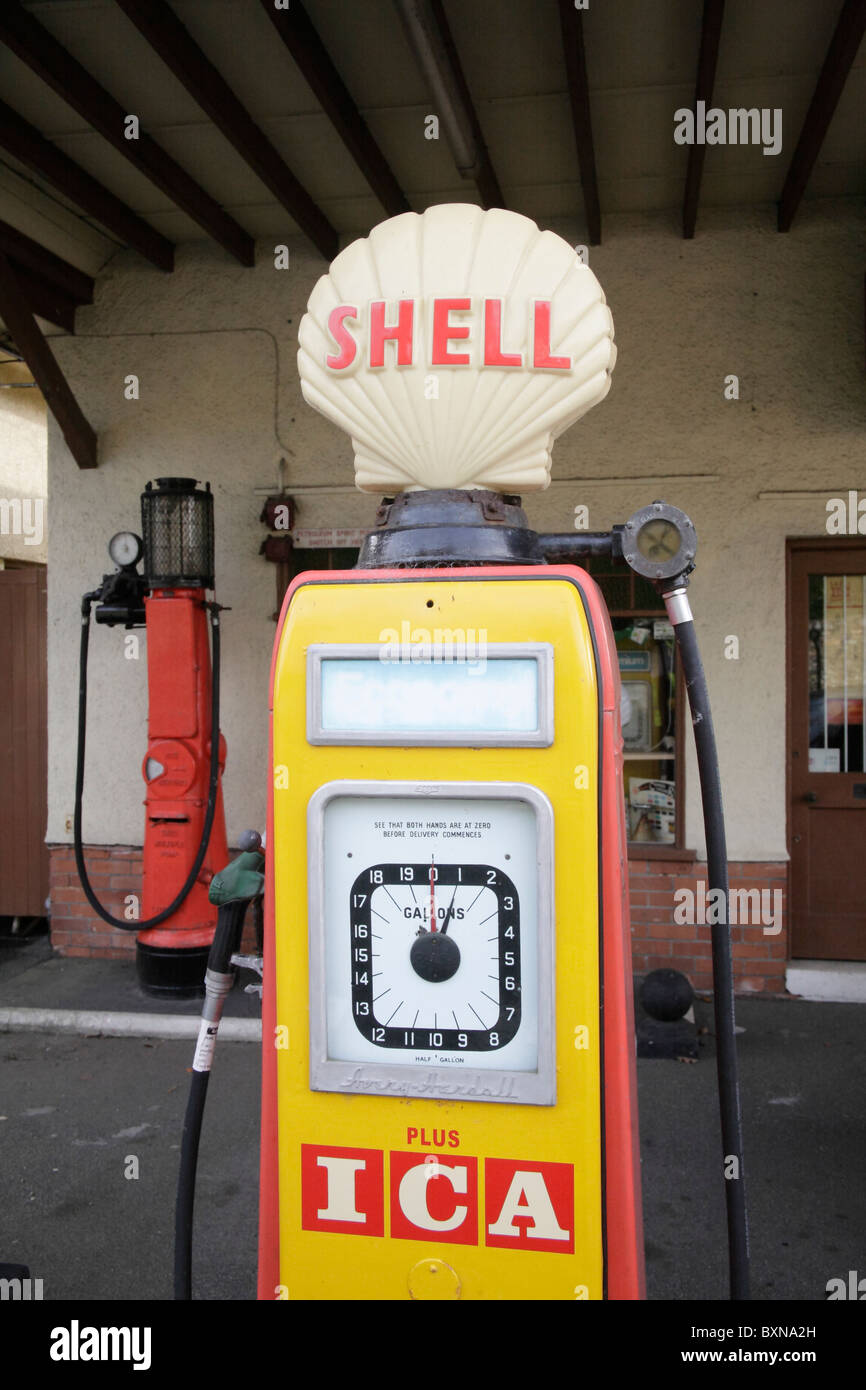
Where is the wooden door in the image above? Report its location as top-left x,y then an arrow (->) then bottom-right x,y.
0,564 -> 48,918
789,542 -> 866,959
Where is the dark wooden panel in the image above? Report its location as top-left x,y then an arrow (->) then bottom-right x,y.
0,566 -> 48,916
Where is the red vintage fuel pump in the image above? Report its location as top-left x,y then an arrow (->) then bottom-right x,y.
75,477 -> 228,995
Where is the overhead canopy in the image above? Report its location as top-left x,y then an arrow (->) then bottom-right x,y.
0,0 -> 863,467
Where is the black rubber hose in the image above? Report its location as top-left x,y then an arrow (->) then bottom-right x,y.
73,596 -> 222,931
173,897 -> 251,1301
173,1069 -> 209,1302
673,612 -> 750,1301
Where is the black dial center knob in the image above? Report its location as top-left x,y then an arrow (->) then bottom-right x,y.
410,931 -> 461,983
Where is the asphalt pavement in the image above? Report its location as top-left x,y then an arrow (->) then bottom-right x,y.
0,932 -> 863,1302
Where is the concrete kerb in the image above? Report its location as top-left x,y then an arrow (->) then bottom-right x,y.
0,1007 -> 261,1042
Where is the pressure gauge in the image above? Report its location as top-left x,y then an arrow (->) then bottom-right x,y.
308,780 -> 555,1106
621,502 -> 696,582
108,531 -> 143,568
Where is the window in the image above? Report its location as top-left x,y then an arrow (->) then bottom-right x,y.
276,546 -> 359,614
808,573 -> 865,773
584,555 -> 685,852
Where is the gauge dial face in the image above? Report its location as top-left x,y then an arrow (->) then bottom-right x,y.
349,861 -> 521,1053
636,518 -> 680,562
108,531 -> 143,567
316,788 -> 550,1079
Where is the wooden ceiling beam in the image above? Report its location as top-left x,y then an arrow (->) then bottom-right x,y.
0,98 -> 174,271
558,0 -> 601,245
0,218 -> 94,306
114,0 -> 338,260
0,250 -> 98,468
259,0 -> 410,218
428,0 -> 504,209
394,0 -> 504,210
8,265 -> 79,333
778,0 -> 866,232
682,0 -> 726,240
0,1 -> 254,265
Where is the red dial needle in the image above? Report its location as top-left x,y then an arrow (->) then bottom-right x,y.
429,859 -> 437,932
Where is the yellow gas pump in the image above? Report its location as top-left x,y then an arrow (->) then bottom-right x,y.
253,204 -> 655,1299
262,564 -> 621,1298
173,205 -> 748,1305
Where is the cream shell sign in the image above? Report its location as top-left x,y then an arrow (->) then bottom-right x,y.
297,204 -> 616,494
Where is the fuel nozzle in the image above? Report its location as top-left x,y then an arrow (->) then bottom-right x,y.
175,831 -> 265,1301
206,835 -> 265,972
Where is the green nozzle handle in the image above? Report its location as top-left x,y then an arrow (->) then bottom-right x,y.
208,833 -> 265,906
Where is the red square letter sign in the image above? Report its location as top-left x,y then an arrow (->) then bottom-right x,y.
484,1158 -> 574,1254
301,1144 -> 384,1236
390,1152 -> 478,1245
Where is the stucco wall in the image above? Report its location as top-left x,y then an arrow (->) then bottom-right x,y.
45,199 -> 866,859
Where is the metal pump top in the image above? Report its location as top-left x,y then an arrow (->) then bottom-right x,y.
356,488 -> 624,569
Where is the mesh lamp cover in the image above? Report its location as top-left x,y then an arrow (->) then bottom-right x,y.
141,478 -> 214,589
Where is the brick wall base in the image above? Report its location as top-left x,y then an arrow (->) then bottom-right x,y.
50,844 -> 144,959
49,844 -> 259,959
50,846 -> 790,994
629,857 -> 789,995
